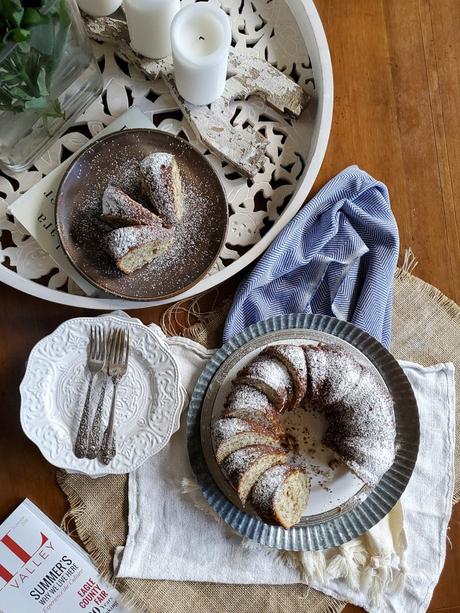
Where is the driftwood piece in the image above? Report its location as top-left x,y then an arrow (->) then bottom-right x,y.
84,14 -> 309,177
226,54 -> 308,118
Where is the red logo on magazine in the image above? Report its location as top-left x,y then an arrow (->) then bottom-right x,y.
0,530 -> 49,589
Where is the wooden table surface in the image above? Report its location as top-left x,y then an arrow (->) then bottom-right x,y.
1,1 -> 459,611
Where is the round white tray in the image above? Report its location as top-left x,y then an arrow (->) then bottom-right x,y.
0,0 -> 333,309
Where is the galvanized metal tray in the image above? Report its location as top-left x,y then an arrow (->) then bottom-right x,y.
187,314 -> 419,550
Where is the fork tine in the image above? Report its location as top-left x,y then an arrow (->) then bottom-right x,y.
94,326 -> 101,360
117,329 -> 125,365
95,326 -> 100,358
101,327 -> 107,360
104,328 -> 111,361
124,329 -> 130,365
120,330 -> 127,366
89,325 -> 95,357
115,328 -> 123,364
109,329 -> 119,365
98,326 -> 105,360
94,326 -> 99,359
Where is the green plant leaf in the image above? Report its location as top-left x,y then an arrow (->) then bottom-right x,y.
0,72 -> 20,83
17,39 -> 30,53
57,0 -> 71,27
4,27 -> 30,43
0,0 -> 72,118
9,85 -> 33,101
29,20 -> 54,56
24,95 -> 51,111
36,66 -> 48,96
0,0 -> 24,28
22,8 -> 49,27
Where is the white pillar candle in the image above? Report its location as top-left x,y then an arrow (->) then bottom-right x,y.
171,4 -> 231,106
77,0 -> 122,17
124,0 -> 181,59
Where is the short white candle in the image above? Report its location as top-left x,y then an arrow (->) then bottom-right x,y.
171,4 -> 231,106
77,0 -> 122,17
124,0 -> 180,60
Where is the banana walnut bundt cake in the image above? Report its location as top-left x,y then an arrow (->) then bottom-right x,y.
211,342 -> 396,529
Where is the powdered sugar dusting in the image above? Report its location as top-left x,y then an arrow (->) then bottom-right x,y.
141,152 -> 173,177
221,445 -> 287,481
140,152 -> 182,227
225,384 -> 273,411
263,344 -> 306,407
265,345 -> 306,377
101,184 -> 158,226
64,131 -> 227,299
105,224 -> 174,260
243,357 -> 292,393
251,464 -> 308,512
211,417 -> 270,448
218,342 -> 396,496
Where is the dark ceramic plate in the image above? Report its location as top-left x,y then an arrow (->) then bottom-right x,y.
56,128 -> 228,301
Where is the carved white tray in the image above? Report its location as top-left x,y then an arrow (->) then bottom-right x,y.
0,0 -> 333,309
19,313 -> 183,475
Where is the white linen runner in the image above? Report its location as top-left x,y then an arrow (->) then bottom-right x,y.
113,318 -> 455,613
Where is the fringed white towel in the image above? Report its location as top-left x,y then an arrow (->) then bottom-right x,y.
114,320 -> 455,613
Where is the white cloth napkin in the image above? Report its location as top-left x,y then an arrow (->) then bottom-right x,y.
114,319 -> 455,613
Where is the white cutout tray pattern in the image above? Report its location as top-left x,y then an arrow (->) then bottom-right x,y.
0,0 -> 333,308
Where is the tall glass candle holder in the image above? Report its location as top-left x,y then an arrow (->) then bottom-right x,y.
0,0 -> 103,173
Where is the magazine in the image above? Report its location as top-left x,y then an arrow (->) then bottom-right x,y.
0,499 -> 129,612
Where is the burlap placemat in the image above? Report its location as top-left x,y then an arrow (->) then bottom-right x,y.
58,268 -> 460,612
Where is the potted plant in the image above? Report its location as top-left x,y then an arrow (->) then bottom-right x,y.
0,0 -> 103,173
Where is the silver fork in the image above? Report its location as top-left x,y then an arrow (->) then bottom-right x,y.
74,326 -> 106,459
86,329 -> 113,459
99,328 -> 129,465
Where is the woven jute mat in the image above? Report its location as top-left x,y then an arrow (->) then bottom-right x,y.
58,268 -> 460,613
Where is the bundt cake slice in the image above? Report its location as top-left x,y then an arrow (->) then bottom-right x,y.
100,184 -> 159,227
214,341 -> 396,525
303,344 -> 364,409
250,465 -> 311,529
307,344 -> 363,405
323,430 -> 395,487
220,445 -> 288,505
301,344 -> 330,409
223,384 -> 283,436
140,152 -> 183,227
321,363 -> 395,486
105,223 -> 174,274
212,418 -> 283,463
262,344 -> 307,409
235,356 -> 293,412
326,377 -> 395,439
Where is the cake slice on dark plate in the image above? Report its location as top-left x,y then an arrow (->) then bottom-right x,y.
139,152 -> 183,227
105,223 -> 175,274
100,184 -> 159,227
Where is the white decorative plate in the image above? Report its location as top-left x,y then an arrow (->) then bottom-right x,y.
0,0 -> 333,309
20,314 -> 182,476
